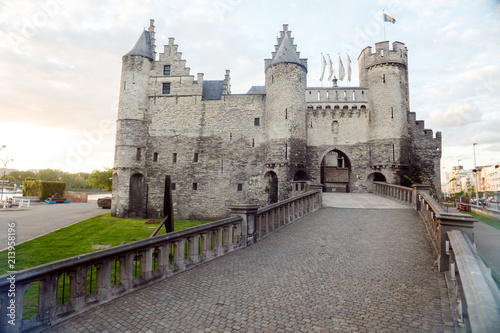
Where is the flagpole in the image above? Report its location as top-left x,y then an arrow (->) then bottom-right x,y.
383,10 -> 386,40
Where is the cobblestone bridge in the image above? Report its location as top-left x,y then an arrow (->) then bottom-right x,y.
49,193 -> 454,332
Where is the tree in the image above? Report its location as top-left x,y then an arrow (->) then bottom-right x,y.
37,169 -> 64,181
88,168 -> 113,192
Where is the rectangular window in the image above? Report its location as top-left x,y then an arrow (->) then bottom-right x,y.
237,183 -> 243,191
193,153 -> 199,163
254,118 -> 260,126
153,152 -> 158,162
163,65 -> 171,75
136,148 -> 141,161
162,82 -> 170,94
172,153 -> 177,163
192,183 -> 198,190
171,183 -> 176,190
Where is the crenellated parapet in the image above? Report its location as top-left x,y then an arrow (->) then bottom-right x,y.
358,41 -> 408,71
305,87 -> 368,103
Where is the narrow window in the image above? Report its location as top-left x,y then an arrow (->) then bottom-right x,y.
344,91 -> 347,100
317,91 -> 320,101
153,152 -> 158,162
252,138 -> 255,147
192,183 -> 198,190
229,133 -> 232,140
163,65 -> 171,75
391,107 -> 394,119
326,91 -> 329,99
285,143 -> 288,160
193,153 -> 199,162
162,82 -> 170,94
285,108 -> 288,119
171,183 -> 176,190
383,74 -> 386,83
335,91 -> 338,100
254,117 -> 260,126
237,184 -> 243,191
352,91 -> 356,100
381,49 -> 384,57
123,81 -> 126,90
136,148 -> 141,161
172,153 -> 177,163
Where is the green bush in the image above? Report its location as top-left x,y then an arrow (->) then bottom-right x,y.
40,181 -> 67,200
22,178 -> 41,196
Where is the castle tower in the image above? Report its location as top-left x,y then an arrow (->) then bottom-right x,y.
264,24 -> 308,200
358,41 -> 409,141
357,41 -> 410,184
111,23 -> 154,218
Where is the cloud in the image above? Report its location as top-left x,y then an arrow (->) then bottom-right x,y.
429,102 -> 482,128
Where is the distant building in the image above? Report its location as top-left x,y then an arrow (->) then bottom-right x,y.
112,21 -> 442,220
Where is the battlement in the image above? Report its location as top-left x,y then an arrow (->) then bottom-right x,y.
358,41 -> 407,70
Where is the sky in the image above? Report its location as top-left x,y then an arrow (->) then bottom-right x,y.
0,0 -> 499,183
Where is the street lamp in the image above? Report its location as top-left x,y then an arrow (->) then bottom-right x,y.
473,143 -> 480,207
1,155 -> 14,201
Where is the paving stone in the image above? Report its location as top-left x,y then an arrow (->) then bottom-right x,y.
49,200 -> 451,332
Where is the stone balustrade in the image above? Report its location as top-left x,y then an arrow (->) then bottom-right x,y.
445,230 -> 500,331
373,182 -> 500,330
0,190 -> 321,333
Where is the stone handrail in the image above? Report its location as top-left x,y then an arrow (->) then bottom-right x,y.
445,230 -> 500,332
373,181 -> 413,205
256,190 -> 321,241
373,182 -> 500,330
0,190 -> 321,333
0,216 -> 244,332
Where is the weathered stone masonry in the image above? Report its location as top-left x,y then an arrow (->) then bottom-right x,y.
112,21 -> 441,220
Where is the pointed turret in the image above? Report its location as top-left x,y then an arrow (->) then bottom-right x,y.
265,24 -> 307,71
125,30 -> 154,60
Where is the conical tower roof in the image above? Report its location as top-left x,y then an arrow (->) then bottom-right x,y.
125,30 -> 154,60
271,33 -> 301,65
266,24 -> 307,71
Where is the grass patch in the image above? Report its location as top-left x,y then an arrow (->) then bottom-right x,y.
0,213 -> 209,275
462,211 -> 500,231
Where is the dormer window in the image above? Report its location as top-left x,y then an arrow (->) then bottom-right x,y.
163,65 -> 171,75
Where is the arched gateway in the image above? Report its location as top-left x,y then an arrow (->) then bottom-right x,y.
321,150 -> 351,192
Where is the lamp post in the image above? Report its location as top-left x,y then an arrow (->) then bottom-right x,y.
473,143 -> 480,207
1,155 -> 14,201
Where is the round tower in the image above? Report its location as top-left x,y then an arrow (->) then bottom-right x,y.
111,28 -> 154,217
358,41 -> 409,141
264,24 -> 308,200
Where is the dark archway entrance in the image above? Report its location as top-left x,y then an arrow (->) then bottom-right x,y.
367,172 -> 386,193
264,171 -> 278,203
129,173 -> 146,217
293,170 -> 307,181
321,150 -> 351,192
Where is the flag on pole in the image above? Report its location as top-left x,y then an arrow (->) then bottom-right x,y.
339,55 -> 345,81
347,54 -> 352,82
384,13 -> 396,24
327,54 -> 334,81
319,54 -> 327,81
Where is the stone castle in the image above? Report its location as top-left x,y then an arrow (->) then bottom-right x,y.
111,21 -> 442,220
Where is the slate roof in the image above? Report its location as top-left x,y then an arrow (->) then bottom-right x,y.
202,81 -> 224,100
246,86 -> 265,94
271,34 -> 301,66
125,30 -> 154,60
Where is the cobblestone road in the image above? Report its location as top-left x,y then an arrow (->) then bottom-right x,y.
50,194 -> 453,332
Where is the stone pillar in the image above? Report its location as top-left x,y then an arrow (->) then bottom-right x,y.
412,184 -> 431,211
230,204 -> 260,246
437,213 -> 476,272
309,184 -> 323,208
